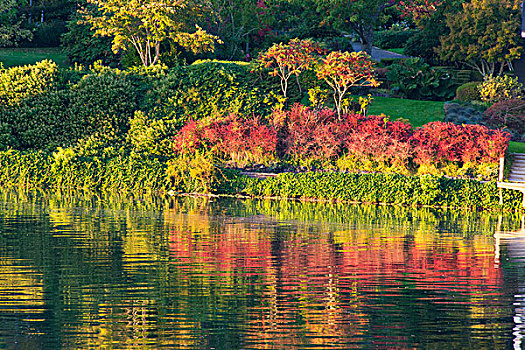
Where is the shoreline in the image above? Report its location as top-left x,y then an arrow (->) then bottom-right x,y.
0,149 -> 523,212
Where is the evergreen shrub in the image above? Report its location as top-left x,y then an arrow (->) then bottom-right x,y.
0,60 -> 58,106
375,29 -> 418,49
456,82 -> 481,102
146,60 -> 277,124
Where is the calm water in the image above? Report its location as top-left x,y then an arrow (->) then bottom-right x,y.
0,190 -> 525,349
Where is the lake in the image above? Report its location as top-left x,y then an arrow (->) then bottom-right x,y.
0,190 -> 524,349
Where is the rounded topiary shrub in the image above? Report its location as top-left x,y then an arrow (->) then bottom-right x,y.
483,99 -> 525,140
456,82 -> 481,102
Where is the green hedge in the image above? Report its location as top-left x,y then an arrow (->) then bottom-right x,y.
0,70 -> 142,151
226,172 -> 524,211
0,150 -> 167,192
0,60 -> 277,152
0,60 -> 58,107
0,150 -> 522,210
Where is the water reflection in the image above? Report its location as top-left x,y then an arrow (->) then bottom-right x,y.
494,217 -> 525,350
0,190 -> 523,349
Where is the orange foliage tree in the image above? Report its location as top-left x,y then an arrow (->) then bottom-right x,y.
256,38 -> 326,99
315,51 -> 379,119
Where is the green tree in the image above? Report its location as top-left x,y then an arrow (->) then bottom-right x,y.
315,0 -> 399,55
61,10 -> 120,66
82,0 -> 221,67
438,0 -> 522,77
203,0 -> 275,60
0,0 -> 33,47
404,0 -> 463,65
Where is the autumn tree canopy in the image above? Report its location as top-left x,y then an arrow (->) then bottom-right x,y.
438,0 -> 522,77
316,51 -> 379,118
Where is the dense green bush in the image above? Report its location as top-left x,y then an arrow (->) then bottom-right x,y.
456,82 -> 481,102
0,70 -> 142,151
375,29 -> 418,49
0,60 -> 58,106
386,58 -> 455,101
128,111 -> 178,156
231,172 -> 523,210
1,89 -> 71,150
146,60 -> 277,123
61,13 -> 120,67
0,149 -> 167,192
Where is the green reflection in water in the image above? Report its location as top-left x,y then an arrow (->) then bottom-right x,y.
0,189 -> 522,349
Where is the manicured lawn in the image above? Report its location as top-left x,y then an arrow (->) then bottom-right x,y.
509,141 -> 525,154
0,47 -> 68,68
368,95 -> 445,127
387,48 -> 404,55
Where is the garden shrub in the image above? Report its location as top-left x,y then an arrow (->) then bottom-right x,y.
386,58 -> 455,101
483,99 -> 525,141
412,121 -> 510,178
276,105 -> 345,166
338,114 -> 414,174
67,71 -> 141,138
128,111 -> 178,156
375,29 -> 418,49
0,60 -> 58,106
235,172 -> 523,210
0,147 -> 523,210
0,70 -> 141,151
170,103 -> 509,179
172,114 -> 278,167
147,60 -> 277,124
443,102 -> 484,125
478,75 -> 524,105
456,82 -> 481,102
0,123 -> 18,151
275,105 -> 413,172
166,151 -> 223,193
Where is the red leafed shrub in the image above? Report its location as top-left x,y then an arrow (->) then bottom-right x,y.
276,104 -> 413,168
276,104 -> 345,162
173,104 -> 510,178
483,99 -> 525,140
342,114 -> 413,167
412,122 -> 510,166
173,114 -> 277,166
173,120 -> 204,153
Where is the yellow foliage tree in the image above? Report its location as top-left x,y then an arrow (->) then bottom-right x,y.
82,0 -> 221,66
438,0 -> 522,77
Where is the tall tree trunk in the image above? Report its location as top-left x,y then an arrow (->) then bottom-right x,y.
361,24 -> 374,55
